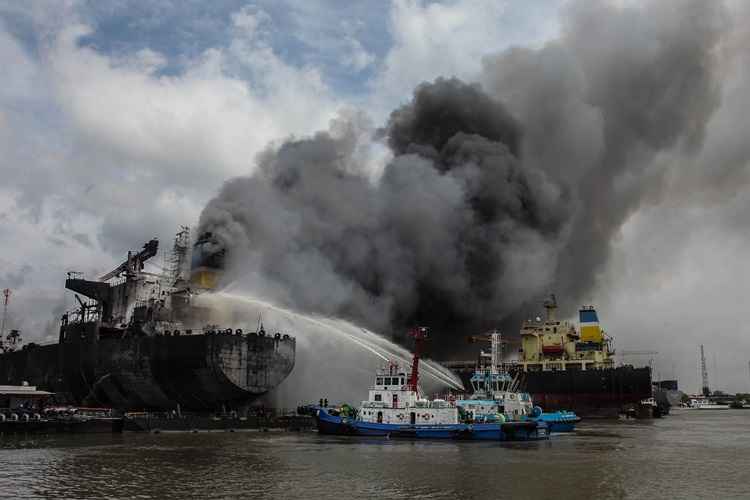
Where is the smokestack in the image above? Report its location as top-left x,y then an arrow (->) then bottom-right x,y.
190,232 -> 226,290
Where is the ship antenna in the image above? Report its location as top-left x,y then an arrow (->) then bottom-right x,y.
408,326 -> 428,393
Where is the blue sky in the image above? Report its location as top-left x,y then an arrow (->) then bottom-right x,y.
72,1 -> 393,92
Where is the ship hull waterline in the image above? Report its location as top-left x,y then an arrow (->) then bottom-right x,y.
315,408 -> 549,441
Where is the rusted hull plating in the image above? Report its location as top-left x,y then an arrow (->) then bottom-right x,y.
0,332 -> 295,411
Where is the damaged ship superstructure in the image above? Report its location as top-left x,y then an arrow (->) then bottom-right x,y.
0,230 -> 295,412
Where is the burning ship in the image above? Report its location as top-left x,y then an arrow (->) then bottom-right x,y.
0,229 -> 295,412
514,295 -> 652,418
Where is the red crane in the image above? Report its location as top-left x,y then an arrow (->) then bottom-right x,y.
408,326 -> 429,392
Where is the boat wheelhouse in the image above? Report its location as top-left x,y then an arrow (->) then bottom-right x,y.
359,362 -> 459,426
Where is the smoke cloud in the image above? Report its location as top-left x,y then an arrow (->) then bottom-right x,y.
199,0 -> 731,354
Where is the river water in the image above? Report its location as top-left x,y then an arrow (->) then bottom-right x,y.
1,410 -> 748,499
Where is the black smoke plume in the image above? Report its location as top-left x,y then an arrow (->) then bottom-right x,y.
199,0 -> 728,354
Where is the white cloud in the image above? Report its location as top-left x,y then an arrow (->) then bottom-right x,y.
368,0 -> 561,118
0,6 -> 342,339
341,34 -> 375,72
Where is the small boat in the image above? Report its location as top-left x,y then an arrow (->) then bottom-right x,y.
537,410 -> 581,432
44,406 -> 124,433
315,327 -> 548,441
685,398 -> 730,410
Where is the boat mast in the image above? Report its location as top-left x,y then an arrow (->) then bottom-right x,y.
408,326 -> 428,392
490,330 -> 501,375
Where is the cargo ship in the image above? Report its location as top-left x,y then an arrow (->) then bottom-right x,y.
514,295 -> 652,418
445,296 -> 653,418
0,229 -> 295,413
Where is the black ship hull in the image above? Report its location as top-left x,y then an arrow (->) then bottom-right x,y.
519,366 -> 653,418
452,365 -> 652,418
0,331 -> 295,412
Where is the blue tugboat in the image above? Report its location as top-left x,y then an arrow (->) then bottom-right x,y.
315,327 -> 548,441
457,331 -> 580,433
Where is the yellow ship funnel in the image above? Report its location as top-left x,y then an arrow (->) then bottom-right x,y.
579,306 -> 603,344
190,232 -> 226,290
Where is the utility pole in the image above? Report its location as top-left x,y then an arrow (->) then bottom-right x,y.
700,345 -> 710,396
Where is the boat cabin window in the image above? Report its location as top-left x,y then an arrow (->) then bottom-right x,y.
374,394 -> 382,402
376,377 -> 383,385
401,377 -> 405,385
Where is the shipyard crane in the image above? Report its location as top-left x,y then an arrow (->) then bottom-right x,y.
700,345 -> 710,396
0,289 -> 21,353
1,288 -> 9,340
99,238 -> 159,281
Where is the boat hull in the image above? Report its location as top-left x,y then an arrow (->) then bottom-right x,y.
316,409 -> 548,441
521,367 -> 652,418
539,412 -> 581,432
0,330 -> 295,411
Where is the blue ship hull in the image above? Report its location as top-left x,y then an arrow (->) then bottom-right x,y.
316,409 -> 548,441
538,411 -> 581,432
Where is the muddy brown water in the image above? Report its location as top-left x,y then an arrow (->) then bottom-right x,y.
1,410 -> 749,499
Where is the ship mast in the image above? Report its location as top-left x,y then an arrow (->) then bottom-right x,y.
490,330 -> 501,375
408,326 -> 428,392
